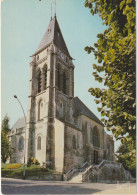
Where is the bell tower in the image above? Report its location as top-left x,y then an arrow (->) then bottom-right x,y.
26,16 -> 74,170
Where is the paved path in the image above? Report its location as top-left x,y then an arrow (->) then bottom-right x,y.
1,178 -> 136,195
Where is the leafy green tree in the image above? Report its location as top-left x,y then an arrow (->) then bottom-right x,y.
1,130 -> 11,163
116,143 -> 136,177
2,114 -> 10,134
84,0 -> 136,146
1,115 -> 11,163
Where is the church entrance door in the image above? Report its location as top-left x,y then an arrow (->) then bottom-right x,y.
94,150 -> 98,164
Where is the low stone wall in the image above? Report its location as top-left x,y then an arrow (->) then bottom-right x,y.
82,160 -> 134,183
82,165 -> 93,182
26,174 -> 63,181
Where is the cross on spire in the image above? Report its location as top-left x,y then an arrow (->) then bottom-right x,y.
51,0 -> 56,19
39,0 -> 56,18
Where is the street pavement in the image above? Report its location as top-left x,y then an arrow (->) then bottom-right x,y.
1,178 -> 137,195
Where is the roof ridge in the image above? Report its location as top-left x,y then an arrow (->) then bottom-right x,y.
11,117 -> 26,130
74,96 -> 103,126
75,96 -> 95,115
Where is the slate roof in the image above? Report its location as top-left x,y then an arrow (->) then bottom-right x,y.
33,16 -> 71,57
74,97 -> 104,126
11,117 -> 26,130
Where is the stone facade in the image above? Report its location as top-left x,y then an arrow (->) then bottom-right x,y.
9,16 -> 114,174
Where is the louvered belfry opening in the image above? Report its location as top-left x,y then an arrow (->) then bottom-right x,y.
63,72 -> 66,94
38,71 -> 41,93
57,66 -> 61,90
44,66 -> 47,90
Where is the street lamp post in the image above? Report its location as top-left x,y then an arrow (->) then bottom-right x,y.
14,95 -> 26,180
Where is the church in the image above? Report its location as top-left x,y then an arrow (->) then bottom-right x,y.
9,15 -> 114,174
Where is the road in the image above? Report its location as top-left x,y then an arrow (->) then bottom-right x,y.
1,178 -> 136,195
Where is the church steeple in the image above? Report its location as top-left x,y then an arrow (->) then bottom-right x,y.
33,16 -> 72,58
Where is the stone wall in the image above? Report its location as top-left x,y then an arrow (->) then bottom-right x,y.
23,174 -> 62,181
104,132 -> 114,161
15,134 -> 24,163
35,119 -> 47,165
88,161 -> 132,183
81,115 -> 105,163
9,130 -> 25,164
64,125 -> 84,172
54,119 -> 64,173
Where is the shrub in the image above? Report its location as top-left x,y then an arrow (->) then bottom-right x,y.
33,158 -> 40,165
27,157 -> 33,167
27,157 -> 40,167
7,164 -> 21,169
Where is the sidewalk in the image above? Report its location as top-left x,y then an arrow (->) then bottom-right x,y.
92,183 -> 137,195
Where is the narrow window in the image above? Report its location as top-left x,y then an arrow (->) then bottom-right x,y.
37,55 -> 39,61
38,71 -> 41,93
90,128 -> 93,144
72,135 -> 76,149
44,66 -> 47,90
37,136 -> 41,150
59,101 -> 64,118
38,99 -> 43,121
93,126 -> 100,147
63,72 -> 66,94
57,67 -> 61,90
18,136 -> 24,151
60,102 -> 63,108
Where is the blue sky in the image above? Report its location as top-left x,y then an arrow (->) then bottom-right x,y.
1,0 -> 120,151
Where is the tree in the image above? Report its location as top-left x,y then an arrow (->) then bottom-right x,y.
1,130 -> 11,163
116,143 -> 136,177
2,114 -> 10,134
1,115 -> 11,163
84,0 -> 136,146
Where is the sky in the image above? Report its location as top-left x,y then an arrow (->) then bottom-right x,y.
1,0 -> 120,151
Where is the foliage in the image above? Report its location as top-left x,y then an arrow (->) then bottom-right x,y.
33,158 -> 40,165
27,157 -> 34,167
1,130 -> 11,163
84,0 -> 136,145
116,142 -> 136,177
2,114 -> 10,134
1,163 -> 55,178
27,157 -> 40,167
7,163 -> 21,169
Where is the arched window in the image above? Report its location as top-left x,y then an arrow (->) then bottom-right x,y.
38,99 -> 43,121
90,128 -> 93,144
37,136 -> 41,150
93,126 -> 100,147
72,135 -> 76,149
18,136 -> 24,151
60,102 -> 63,108
44,66 -> 47,90
38,70 -> 41,93
63,72 -> 66,94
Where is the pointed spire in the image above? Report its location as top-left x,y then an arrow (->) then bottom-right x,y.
33,17 -> 72,58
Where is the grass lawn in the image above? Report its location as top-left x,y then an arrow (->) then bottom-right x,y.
1,163 -> 55,179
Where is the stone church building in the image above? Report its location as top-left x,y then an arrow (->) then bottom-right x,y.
9,16 -> 114,173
